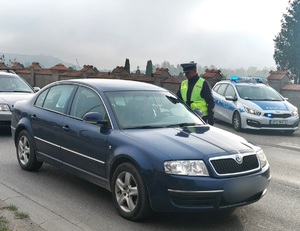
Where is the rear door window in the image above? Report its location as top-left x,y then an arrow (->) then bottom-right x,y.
41,85 -> 76,113
216,84 -> 228,96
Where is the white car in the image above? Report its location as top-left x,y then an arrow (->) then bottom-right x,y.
212,76 -> 299,134
0,70 -> 39,127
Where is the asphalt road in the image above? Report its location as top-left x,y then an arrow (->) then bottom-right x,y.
0,124 -> 300,231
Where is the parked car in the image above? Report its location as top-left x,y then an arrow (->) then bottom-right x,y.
212,76 -> 299,134
11,79 -> 270,221
0,70 -> 39,127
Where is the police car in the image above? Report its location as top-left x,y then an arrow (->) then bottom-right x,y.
212,76 -> 299,134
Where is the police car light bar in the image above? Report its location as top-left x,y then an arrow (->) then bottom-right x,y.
230,76 -> 264,83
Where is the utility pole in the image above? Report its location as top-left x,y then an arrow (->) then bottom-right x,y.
76,59 -> 80,70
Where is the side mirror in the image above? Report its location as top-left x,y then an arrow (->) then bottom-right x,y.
225,95 -> 237,101
83,112 -> 108,125
33,87 -> 40,92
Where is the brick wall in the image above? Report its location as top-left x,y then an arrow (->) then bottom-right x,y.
280,89 -> 300,112
16,67 -> 299,113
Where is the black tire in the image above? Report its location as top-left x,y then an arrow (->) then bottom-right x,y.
111,162 -> 152,221
232,111 -> 242,132
16,130 -> 43,171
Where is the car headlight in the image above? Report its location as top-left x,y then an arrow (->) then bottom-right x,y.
164,160 -> 209,176
292,108 -> 298,117
243,105 -> 261,116
0,104 -> 10,111
257,149 -> 267,168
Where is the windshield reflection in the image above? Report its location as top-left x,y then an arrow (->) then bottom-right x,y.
0,76 -> 33,93
105,91 -> 204,129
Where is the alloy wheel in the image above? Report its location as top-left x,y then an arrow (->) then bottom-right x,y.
233,112 -> 241,131
18,136 -> 30,165
115,171 -> 138,212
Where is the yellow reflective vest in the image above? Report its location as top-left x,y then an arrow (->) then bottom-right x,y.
180,78 -> 208,116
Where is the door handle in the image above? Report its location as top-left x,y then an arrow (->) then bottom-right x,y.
62,125 -> 70,132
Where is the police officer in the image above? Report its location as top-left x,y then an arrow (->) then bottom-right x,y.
177,62 -> 215,125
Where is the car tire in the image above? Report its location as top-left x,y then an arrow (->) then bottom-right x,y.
232,111 -> 242,132
111,162 -> 152,221
16,130 -> 43,171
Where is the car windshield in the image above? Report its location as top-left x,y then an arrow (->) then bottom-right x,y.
105,91 -> 204,129
0,76 -> 33,93
236,85 -> 283,101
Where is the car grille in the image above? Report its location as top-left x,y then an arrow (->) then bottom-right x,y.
210,154 -> 260,176
0,121 -> 11,126
169,193 -> 217,208
263,113 -> 291,118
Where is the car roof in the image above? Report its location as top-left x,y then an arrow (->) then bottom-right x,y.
53,78 -> 167,92
216,80 -> 267,87
232,82 -> 266,87
0,71 -> 19,77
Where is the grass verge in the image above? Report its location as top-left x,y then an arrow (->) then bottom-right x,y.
0,215 -> 9,231
0,204 -> 30,231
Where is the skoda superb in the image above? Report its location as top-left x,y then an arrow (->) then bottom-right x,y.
212,76 -> 299,134
11,79 -> 271,221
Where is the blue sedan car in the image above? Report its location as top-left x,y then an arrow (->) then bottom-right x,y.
11,79 -> 270,221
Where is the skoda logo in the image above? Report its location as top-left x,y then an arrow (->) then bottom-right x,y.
235,155 -> 243,164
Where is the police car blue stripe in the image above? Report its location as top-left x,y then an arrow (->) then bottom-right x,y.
215,99 -> 243,112
251,101 -> 289,111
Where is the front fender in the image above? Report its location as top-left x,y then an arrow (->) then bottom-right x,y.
12,111 -> 35,147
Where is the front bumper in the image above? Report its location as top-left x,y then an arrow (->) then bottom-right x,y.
146,164 -> 270,212
240,112 -> 299,131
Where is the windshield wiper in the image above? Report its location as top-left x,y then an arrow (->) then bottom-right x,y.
165,123 -> 197,128
11,90 -> 32,93
123,123 -> 200,129
262,98 -> 281,101
124,125 -> 165,129
251,98 -> 281,101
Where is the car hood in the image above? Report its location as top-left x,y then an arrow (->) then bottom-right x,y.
242,99 -> 291,111
122,126 -> 256,160
0,93 -> 34,106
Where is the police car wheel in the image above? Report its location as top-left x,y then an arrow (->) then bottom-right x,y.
232,112 -> 242,132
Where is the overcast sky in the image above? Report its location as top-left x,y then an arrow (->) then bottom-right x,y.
0,0 -> 290,70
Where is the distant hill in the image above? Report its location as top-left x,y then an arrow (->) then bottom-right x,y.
1,53 -> 77,69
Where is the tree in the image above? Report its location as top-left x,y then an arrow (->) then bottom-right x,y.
125,58 -> 130,73
274,0 -> 300,83
146,60 -> 153,77
0,54 -> 17,68
0,54 -> 5,62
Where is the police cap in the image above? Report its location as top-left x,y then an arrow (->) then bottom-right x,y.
181,62 -> 197,73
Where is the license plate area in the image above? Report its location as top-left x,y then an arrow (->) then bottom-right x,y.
270,120 -> 288,125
